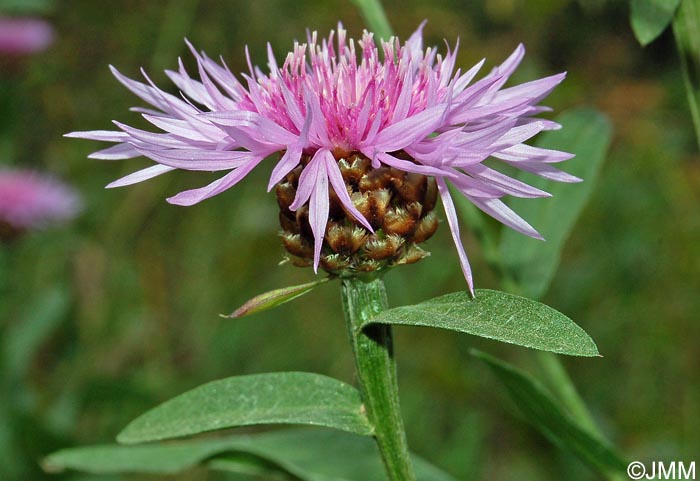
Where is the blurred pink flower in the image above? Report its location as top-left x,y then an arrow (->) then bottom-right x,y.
0,17 -> 54,55
0,169 -> 81,237
70,23 -> 577,292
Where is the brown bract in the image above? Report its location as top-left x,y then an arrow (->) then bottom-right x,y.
276,153 -> 439,276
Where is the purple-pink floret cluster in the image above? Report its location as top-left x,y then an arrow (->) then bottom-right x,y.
69,23 -> 578,293
0,169 -> 81,231
0,17 -> 54,55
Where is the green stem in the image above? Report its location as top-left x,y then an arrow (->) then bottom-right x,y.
350,0 -> 394,41
341,277 -> 416,481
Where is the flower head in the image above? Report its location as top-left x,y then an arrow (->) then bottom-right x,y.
0,169 -> 81,240
0,17 -> 54,55
69,22 -> 578,293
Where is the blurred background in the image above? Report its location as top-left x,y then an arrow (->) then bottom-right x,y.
1,0 -> 699,480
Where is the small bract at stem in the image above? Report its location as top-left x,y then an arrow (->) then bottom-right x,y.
341,276 -> 416,481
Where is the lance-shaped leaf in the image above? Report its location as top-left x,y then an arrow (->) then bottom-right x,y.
117,372 -> 373,444
44,428 -> 459,481
209,429 -> 459,481
630,0 -> 682,46
500,109 -> 613,300
362,289 -> 598,357
224,278 -> 330,318
43,437 -> 236,475
472,350 -> 628,479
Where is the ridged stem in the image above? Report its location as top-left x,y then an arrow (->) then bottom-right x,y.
341,277 -> 416,481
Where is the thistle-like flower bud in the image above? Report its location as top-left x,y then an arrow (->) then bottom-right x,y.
70,23 -> 575,293
277,153 -> 438,276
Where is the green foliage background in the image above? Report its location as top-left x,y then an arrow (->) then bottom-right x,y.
1,0 -> 698,480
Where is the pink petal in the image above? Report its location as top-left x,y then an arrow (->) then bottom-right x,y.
503,161 -> 582,183
451,171 -> 504,198
109,66 -> 196,117
447,97 -> 531,125
324,151 -> 373,232
406,20 -> 427,60
88,143 -> 141,160
493,144 -> 575,163
494,73 -> 566,104
437,179 -> 474,295
107,164 -> 175,188
370,104 -> 448,152
470,196 -> 543,239
135,147 -> 255,171
453,58 -> 486,94
113,121 -> 194,149
308,159 -> 329,272
463,164 -> 551,198
492,122 -> 547,150
205,110 -> 296,146
167,157 -> 263,206
373,152 -> 455,178
65,130 -> 128,142
267,145 -> 302,190
289,150 -> 323,211
143,114 -> 220,142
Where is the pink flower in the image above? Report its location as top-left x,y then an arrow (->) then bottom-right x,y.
0,17 -> 54,55
0,169 -> 81,236
69,23 -> 577,293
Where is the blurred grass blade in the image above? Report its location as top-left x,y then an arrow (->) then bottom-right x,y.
472,350 -> 628,479
0,0 -> 53,14
673,0 -> 700,152
3,287 -> 69,380
363,289 -> 599,357
46,428 -> 459,481
500,109 -> 612,300
350,0 -> 393,40
151,0 -> 200,71
224,278 -> 330,318
630,0 -> 682,45
117,372 -> 373,444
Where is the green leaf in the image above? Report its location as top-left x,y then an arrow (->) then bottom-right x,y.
673,0 -> 700,152
365,289 -> 598,357
472,350 -> 628,478
117,372 -> 373,444
209,429 -> 459,481
224,278 -> 330,318
630,0 -> 681,46
45,428 -> 459,481
207,452 -> 295,480
43,437 -> 234,475
500,109 -> 613,300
